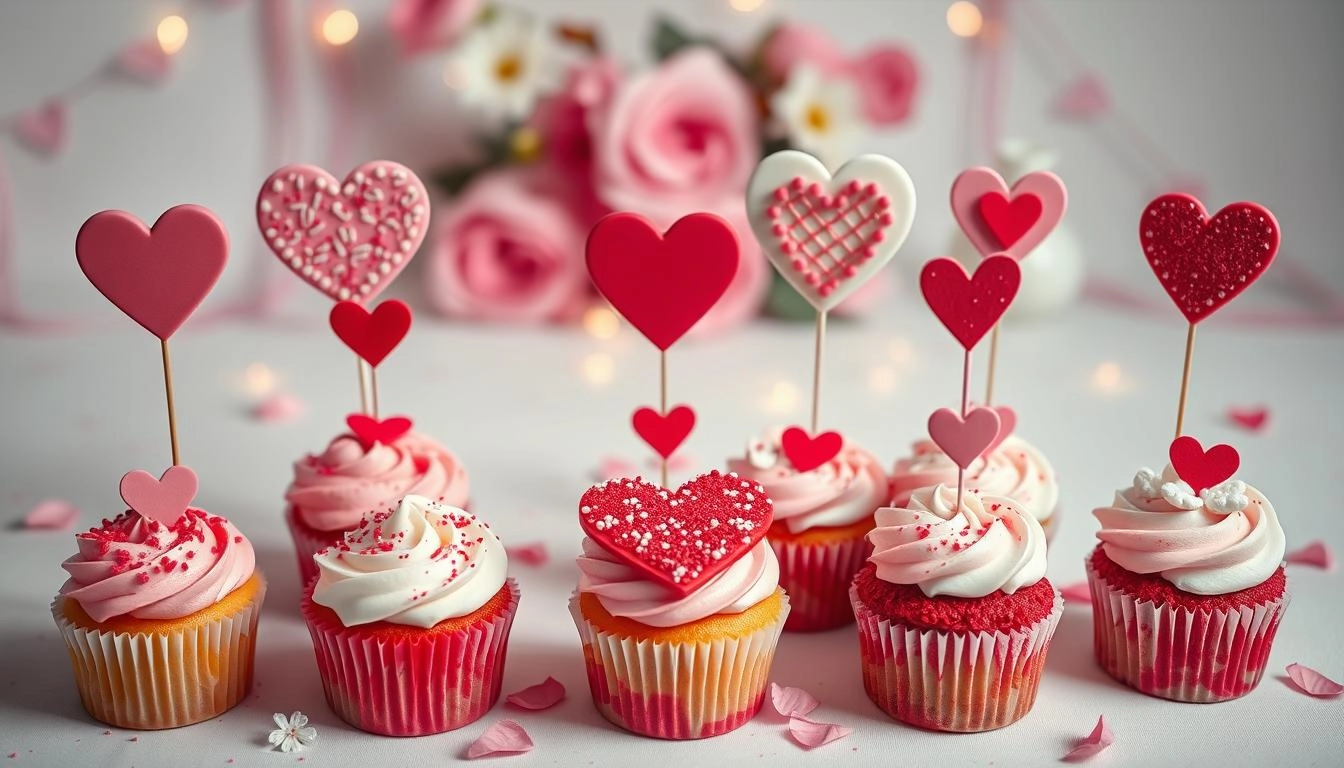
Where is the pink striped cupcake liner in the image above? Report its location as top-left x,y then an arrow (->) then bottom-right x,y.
285,506 -> 340,587
769,532 -> 871,631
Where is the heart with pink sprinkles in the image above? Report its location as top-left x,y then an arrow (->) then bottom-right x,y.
256,160 -> 429,304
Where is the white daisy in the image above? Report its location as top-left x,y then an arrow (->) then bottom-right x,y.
444,8 -> 557,120
268,711 -> 317,753
770,64 -> 862,168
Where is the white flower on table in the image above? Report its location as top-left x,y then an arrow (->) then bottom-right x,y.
268,711 -> 317,753
444,8 -> 558,119
770,64 -> 862,169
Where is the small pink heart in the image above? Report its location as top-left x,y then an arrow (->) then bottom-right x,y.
117,38 -> 172,84
14,100 -> 67,157
119,466 -> 199,527
951,167 -> 1067,261
927,406 -> 1002,470
985,405 -> 1017,454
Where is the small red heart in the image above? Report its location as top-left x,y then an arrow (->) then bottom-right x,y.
586,212 -> 740,351
919,255 -> 1021,350
978,192 -> 1043,250
780,427 -> 842,473
579,471 -> 773,596
329,300 -> 412,366
119,466 -> 199,527
1140,194 -> 1279,324
985,404 -> 1018,454
1169,435 -> 1240,494
927,407 -> 1002,470
346,414 -> 413,448
632,405 -> 696,459
1227,406 -> 1269,433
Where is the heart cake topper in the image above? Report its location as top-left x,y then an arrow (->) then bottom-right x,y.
746,150 -> 916,311
346,414 -> 413,449
256,161 -> 429,304
119,466 -> 199,527
780,427 -> 842,473
1140,194 -> 1280,324
76,205 -> 229,340
330,299 -> 412,366
920,255 -> 1021,350
928,407 -> 1002,470
1169,435 -> 1239,494
579,471 -> 772,596
632,405 -> 696,460
985,404 -> 1017,454
586,212 -> 740,351
951,167 -> 1067,260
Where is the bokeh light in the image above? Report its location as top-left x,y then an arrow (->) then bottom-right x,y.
321,10 -> 359,46
156,15 -> 189,55
583,306 -> 620,340
582,353 -> 614,387
947,1 -> 984,38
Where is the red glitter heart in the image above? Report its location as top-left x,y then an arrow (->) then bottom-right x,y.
978,192 -> 1043,250
1169,435 -> 1240,494
780,427 -> 842,473
346,414 -> 413,449
329,299 -> 412,366
579,472 -> 773,596
631,405 -> 696,459
919,255 -> 1021,350
1140,194 -> 1280,324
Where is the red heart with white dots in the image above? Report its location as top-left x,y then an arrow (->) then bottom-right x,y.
579,471 -> 773,596
1140,194 -> 1279,324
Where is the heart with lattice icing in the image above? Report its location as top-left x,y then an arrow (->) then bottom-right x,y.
579,471 -> 773,596
747,150 -> 915,312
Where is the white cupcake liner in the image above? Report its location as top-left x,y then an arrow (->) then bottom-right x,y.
769,531 -> 870,631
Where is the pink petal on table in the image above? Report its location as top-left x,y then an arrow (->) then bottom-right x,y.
504,542 -> 548,567
770,683 -> 818,717
788,713 -> 851,749
505,677 -> 565,710
251,393 -> 306,423
592,456 -> 637,481
1285,663 -> 1343,698
23,499 -> 79,530
1285,540 -> 1334,571
1060,582 -> 1093,604
466,720 -> 533,759
1061,715 -> 1114,762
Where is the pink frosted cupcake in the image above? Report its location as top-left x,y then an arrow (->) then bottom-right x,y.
285,428 -> 469,584
1087,465 -> 1288,702
301,494 -> 518,736
890,435 -> 1060,540
727,428 -> 887,631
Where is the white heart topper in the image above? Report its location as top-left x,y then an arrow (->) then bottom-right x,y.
747,150 -> 916,312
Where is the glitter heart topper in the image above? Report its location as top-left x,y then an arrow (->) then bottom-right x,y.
579,472 -> 773,596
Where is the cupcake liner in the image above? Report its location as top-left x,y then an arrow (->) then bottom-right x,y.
770,532 -> 870,631
302,579 -> 520,736
51,582 -> 266,730
851,583 -> 1062,733
569,593 -> 789,740
1085,559 -> 1289,703
286,506 -> 341,587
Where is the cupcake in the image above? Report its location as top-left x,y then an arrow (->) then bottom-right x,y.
727,428 -> 887,630
301,494 -> 518,736
1087,464 -> 1288,703
285,427 -> 469,585
52,498 -> 265,729
890,435 -> 1061,539
572,471 -> 790,739
851,484 -> 1062,732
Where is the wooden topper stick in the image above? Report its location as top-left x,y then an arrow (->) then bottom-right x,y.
957,347 -> 972,509
659,348 -> 669,489
1174,323 -> 1197,438
810,310 -> 828,433
357,357 -> 372,415
160,339 -> 181,466
984,323 -> 1001,406
370,367 -> 381,420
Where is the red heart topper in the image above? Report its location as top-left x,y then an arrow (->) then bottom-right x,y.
119,465 -> 199,527
1140,194 -> 1279,324
919,255 -> 1021,350
76,205 -> 229,340
586,212 -> 740,351
927,407 -> 1002,470
346,414 -> 413,449
1169,436 -> 1239,494
951,167 -> 1067,260
780,427 -> 842,473
632,405 -> 696,459
329,300 -> 412,366
579,471 -> 773,596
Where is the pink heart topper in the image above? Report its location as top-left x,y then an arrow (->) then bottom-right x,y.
951,167 -> 1067,260
256,161 -> 429,304
76,205 -> 229,340
985,404 -> 1017,454
919,255 -> 1021,350
928,407 -> 1002,470
119,466 -> 199,527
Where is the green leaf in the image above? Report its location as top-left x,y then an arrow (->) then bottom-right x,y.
430,164 -> 485,197
651,15 -> 697,61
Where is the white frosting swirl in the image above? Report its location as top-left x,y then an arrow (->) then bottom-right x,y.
867,484 -> 1047,598
726,430 -> 887,533
311,495 -> 508,628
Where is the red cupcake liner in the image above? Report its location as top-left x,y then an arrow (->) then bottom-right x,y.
769,531 -> 871,631
301,579 -> 519,736
850,582 -> 1062,732
1085,558 -> 1289,703
286,506 -> 340,587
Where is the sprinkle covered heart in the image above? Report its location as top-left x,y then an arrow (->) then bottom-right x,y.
1140,194 -> 1279,324
119,466 -> 199,527
746,150 -> 916,312
920,255 -> 1021,350
928,407 -> 1002,469
256,161 -> 429,304
346,414 -> 413,448
329,300 -> 412,366
1169,435 -> 1239,494
780,427 -> 842,473
579,471 -> 772,596
951,167 -> 1067,260
632,405 -> 696,459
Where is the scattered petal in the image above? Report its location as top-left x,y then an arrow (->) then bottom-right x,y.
1285,663 -> 1343,698
252,392 -> 306,423
1059,582 -> 1092,604
592,456 -> 637,482
466,720 -> 533,759
23,499 -> 78,530
788,713 -> 851,749
1285,540 -> 1334,571
505,677 -> 565,710
505,542 -> 548,567
1061,715 -> 1114,762
770,683 -> 818,717
1226,406 -> 1269,433
268,711 -> 317,752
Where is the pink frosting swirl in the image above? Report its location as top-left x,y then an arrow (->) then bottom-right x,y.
285,431 -> 469,532
60,509 -> 257,623
727,436 -> 886,534
890,436 -> 1058,527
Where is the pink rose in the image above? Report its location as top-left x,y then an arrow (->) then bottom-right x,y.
388,0 -> 483,56
590,48 -> 760,229
847,46 -> 918,125
688,201 -> 770,339
761,22 -> 845,81
426,169 -> 588,323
